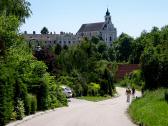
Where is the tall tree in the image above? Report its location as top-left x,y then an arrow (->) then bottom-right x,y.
0,0 -> 32,23
111,33 -> 134,62
41,27 -> 49,34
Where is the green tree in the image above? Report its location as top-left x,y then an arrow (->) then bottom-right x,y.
41,27 -> 49,34
0,0 -> 32,23
111,33 -> 134,62
140,26 -> 168,89
55,44 -> 62,55
0,66 -> 14,125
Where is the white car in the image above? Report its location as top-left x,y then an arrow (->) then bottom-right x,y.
60,86 -> 73,98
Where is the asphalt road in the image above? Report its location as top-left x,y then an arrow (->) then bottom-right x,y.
8,87 -> 140,126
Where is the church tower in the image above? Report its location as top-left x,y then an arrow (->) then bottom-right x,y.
102,8 -> 117,46
105,8 -> 111,24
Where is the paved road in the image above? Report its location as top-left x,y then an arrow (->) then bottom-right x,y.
10,87 -> 140,126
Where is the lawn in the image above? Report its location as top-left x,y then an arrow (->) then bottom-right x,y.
129,88 -> 168,126
77,96 -> 112,102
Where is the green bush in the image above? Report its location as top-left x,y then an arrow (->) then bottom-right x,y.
24,94 -> 31,115
11,112 -> 17,121
117,70 -> 144,90
30,95 -> 37,114
56,89 -> 68,106
25,94 -> 37,115
15,99 -> 25,120
118,76 -> 130,87
88,82 -> 100,96
37,80 -> 49,111
0,66 -> 15,125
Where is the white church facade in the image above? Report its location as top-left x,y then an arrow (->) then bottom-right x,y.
77,9 -> 117,46
23,9 -> 117,48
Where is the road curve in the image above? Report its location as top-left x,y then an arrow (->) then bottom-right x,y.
9,87 -> 140,126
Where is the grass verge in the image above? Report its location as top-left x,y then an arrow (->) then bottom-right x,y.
77,96 -> 112,102
129,88 -> 168,126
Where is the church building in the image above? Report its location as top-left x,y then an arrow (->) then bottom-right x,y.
23,9 -> 117,49
77,9 -> 117,46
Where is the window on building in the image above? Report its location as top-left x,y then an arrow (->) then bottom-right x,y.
54,41 -> 56,44
59,41 -> 61,44
64,41 -> 66,44
110,36 -> 112,41
69,41 -> 71,44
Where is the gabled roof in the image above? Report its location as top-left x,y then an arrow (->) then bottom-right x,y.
77,22 -> 104,33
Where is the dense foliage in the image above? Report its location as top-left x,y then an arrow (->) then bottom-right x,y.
109,27 -> 168,90
55,38 -> 116,97
0,13 -> 67,126
140,26 -> 168,89
0,0 -> 32,23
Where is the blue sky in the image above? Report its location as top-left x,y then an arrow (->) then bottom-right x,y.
20,0 -> 168,37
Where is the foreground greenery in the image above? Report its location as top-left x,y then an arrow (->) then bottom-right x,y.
77,96 -> 112,102
0,2 -> 67,125
129,89 -> 168,126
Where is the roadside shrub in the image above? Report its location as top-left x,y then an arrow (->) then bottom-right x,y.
88,82 -> 100,96
15,99 -> 25,120
0,66 -> 14,125
73,84 -> 83,97
56,89 -> 68,106
117,70 -> 144,90
24,94 -> 31,115
118,75 -> 131,87
25,94 -> 37,115
131,70 -> 143,87
30,95 -> 37,114
11,112 -> 17,121
37,80 -> 49,111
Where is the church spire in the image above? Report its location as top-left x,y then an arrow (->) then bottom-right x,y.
106,8 -> 110,16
